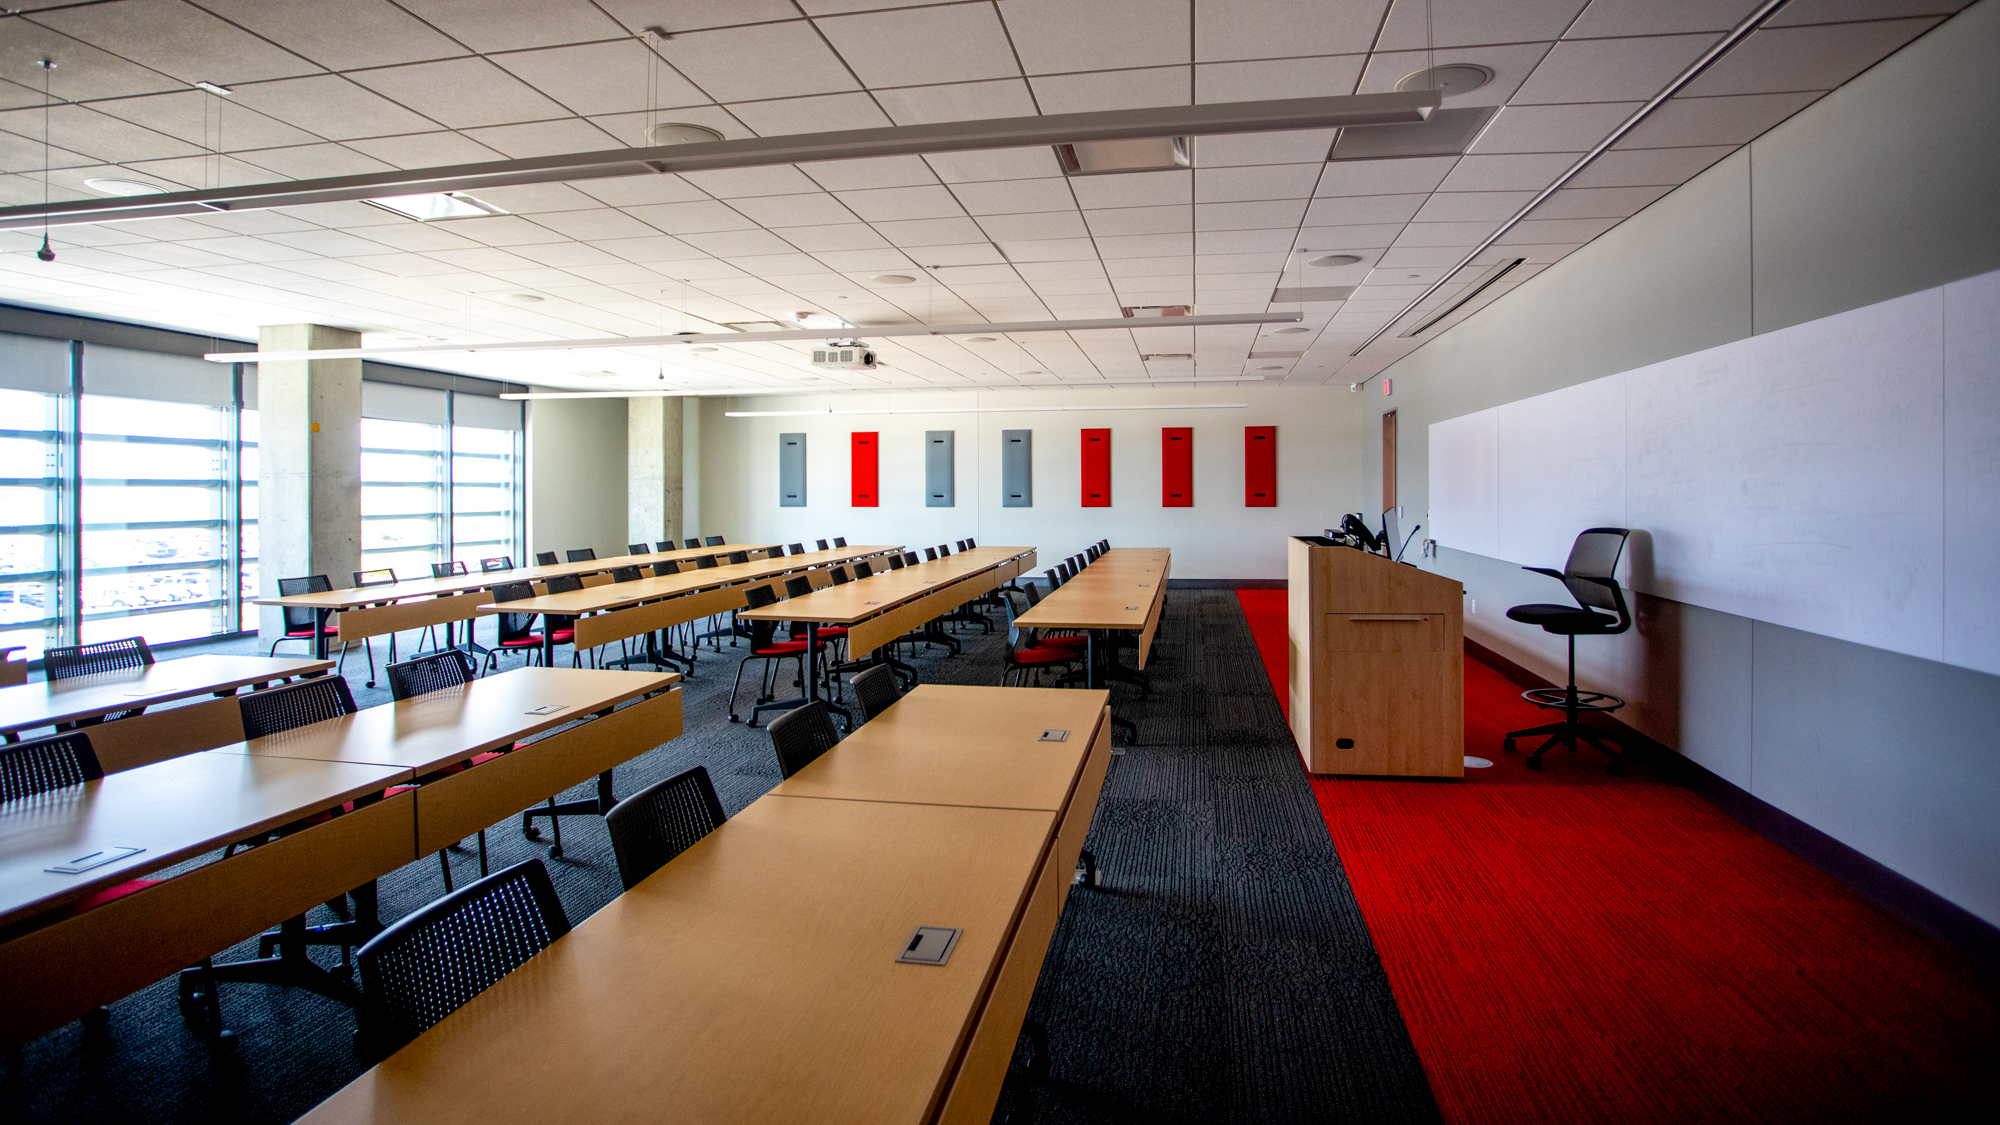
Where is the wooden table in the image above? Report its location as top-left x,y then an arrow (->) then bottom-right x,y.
1014,548 -> 1170,742
0,654 -> 332,740
254,544 -> 780,662
0,667 -> 679,1049
735,547 -> 1037,722
299,686 -> 1112,1125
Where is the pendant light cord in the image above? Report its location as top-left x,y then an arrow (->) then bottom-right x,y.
38,58 -> 55,261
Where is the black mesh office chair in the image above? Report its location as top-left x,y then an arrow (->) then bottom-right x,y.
387,650 -> 495,888
955,540 -> 967,552
271,575 -> 375,677
850,664 -> 900,722
937,544 -> 951,556
356,859 -> 570,1060
604,766 -> 727,891
829,566 -> 851,585
728,551 -> 749,565
902,551 -> 920,567
767,700 -> 840,779
853,561 -> 872,578
42,637 -> 154,728
536,551 -> 558,566
1502,528 -> 1635,776
705,536 -> 725,547
786,543 -> 804,555
652,560 -> 680,577
480,557 -> 513,573
886,553 -> 905,570
924,547 -> 938,561
728,585 -> 811,725
1,730 -> 103,799
965,538 -> 977,548
832,537 -> 847,548
429,561 -> 467,579
695,554 -> 719,569
238,674 -> 357,739
628,543 -> 648,556
610,566 -> 642,582
565,548 -> 596,563
684,538 -> 701,549
815,539 -> 829,551
656,541 -> 672,552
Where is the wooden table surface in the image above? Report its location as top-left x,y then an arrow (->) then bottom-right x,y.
474,545 -> 902,618
211,667 -> 676,776
254,544 -> 781,610
0,751 -> 409,928
1015,548 -> 1170,632
0,655 -> 334,737
775,686 -> 1109,812
736,548 -> 1033,626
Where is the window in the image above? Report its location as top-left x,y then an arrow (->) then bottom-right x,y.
0,388 -> 62,660
361,418 -> 446,580
451,424 -> 519,566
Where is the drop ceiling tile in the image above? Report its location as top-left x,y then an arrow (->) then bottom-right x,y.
622,199 -> 757,234
676,166 -> 820,200
870,216 -> 987,246
0,104 -> 205,163
323,252 -> 458,278
977,211 -> 1090,241
1471,101 -> 1639,153
456,183 -> 603,215
490,41 -> 708,118
1410,191 -> 1533,223
1682,18 -> 1939,97
429,214 -> 570,246
394,0 -> 626,53
1195,56 -> 1368,103
1567,0 -> 1762,37
520,208 -> 660,241
1000,0 -> 1191,73
1315,156 -> 1457,197
1528,183 -> 1670,219
946,178 -> 1077,216
1438,151 -> 1578,191
1013,259 -> 1104,282
1375,0 -> 1588,50
777,224 -> 891,252
901,242 -> 1004,266
678,228 -> 801,257
111,240 -> 248,268
236,142 -> 394,178
1027,277 -> 1115,296
32,0 -> 319,85
1199,251 -> 1292,273
1766,1 -> 1967,28
1,23 -> 187,101
586,106 -> 748,147
726,93 -> 891,136
272,201 -> 407,227
1091,233 -> 1192,259
1194,228 -> 1295,254
1196,200 -> 1308,230
264,227 -> 409,256
873,81 -> 1040,126
1513,34 -> 1720,104
347,57 -> 569,130
1193,164 -> 1323,203
798,155 -> 937,191
1565,144 -> 1733,187
1193,130 -> 1338,167
815,5 -> 1019,88
991,237 -> 1099,262
811,248 -> 920,271
834,185 -> 965,223
348,222 -> 482,255
1192,0 -> 1384,61
655,21 -> 860,103
1085,206 -> 1192,238
1031,68 -> 1190,114
721,193 -> 854,228
1305,193 -> 1429,225
1298,222 -> 1411,248
1616,91 -> 1817,147
323,130 -> 495,170
575,175 -> 712,208
427,247 -> 546,272
1497,216 -> 1622,245
184,210 -> 321,235
194,0 -> 467,71
223,75 -> 441,140
1361,45 -> 1551,112
589,235 -> 708,263
459,119 -> 622,158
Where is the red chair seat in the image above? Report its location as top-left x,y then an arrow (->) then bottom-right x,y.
549,629 -> 575,644
497,636 -> 544,649
1009,648 -> 1076,666
1031,635 -> 1088,650
753,641 -> 810,656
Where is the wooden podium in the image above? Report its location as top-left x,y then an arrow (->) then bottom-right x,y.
1287,536 -> 1464,777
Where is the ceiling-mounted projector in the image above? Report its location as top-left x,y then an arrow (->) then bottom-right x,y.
812,341 -> 877,370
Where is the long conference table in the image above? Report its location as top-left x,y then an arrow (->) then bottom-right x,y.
300,684 -> 1113,1125
0,654 -> 332,758
1015,547 -> 1171,743
0,666 -> 679,1049
254,542 -> 782,664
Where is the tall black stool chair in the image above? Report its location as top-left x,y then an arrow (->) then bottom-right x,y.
1501,527 -> 1635,776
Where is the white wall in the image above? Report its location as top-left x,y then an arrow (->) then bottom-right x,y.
526,396 -> 628,560
698,386 -> 1363,580
1370,2 -> 2000,927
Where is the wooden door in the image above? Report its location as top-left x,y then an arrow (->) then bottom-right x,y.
1381,409 -> 1397,513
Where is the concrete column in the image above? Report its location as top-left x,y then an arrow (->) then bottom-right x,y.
257,324 -> 362,638
628,395 -> 684,548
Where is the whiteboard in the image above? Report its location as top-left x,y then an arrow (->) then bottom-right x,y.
1429,268 -> 1996,674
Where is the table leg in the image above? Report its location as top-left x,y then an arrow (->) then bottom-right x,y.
541,614 -> 554,668
804,622 -> 820,702
315,608 -> 332,660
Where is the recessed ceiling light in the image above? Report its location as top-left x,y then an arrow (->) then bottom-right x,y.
1019,370 -> 1043,375
965,336 -> 997,343
1309,254 -> 1363,268
1123,305 -> 1192,317
1141,353 -> 1194,362
1056,136 -> 1193,176
1273,327 -> 1310,334
689,346 -> 719,353
1257,365 -> 1284,371
84,178 -> 169,197
192,81 -> 232,96
364,192 -> 508,221
646,122 -> 724,145
502,292 -> 544,304
869,274 -> 917,285
568,370 -> 620,379
723,321 -> 789,332
1396,64 -> 1494,99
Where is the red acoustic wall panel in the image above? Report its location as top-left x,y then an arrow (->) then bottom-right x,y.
1162,427 -> 1193,506
850,431 -> 878,506
1081,428 -> 1111,507
1245,425 -> 1277,506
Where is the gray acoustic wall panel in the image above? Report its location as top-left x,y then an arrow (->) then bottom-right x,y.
925,430 -> 954,506
779,432 -> 806,507
1001,429 -> 1032,507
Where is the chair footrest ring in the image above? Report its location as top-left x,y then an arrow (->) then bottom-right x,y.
1522,687 -> 1624,712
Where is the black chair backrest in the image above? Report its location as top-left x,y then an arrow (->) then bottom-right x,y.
546,574 -> 584,595
923,547 -> 937,561
355,569 -> 396,587
628,543 -> 648,556
728,551 -> 749,565
276,574 -> 332,632
43,636 -> 153,682
832,537 -> 847,548
886,553 -> 905,570
815,539 -> 829,551
565,548 -> 595,563
742,584 -> 783,649
829,566 -> 850,585
491,582 -> 538,642
605,767 -> 727,892
1,731 -> 103,801
789,543 -> 806,555
744,584 -> 780,611
387,650 -> 476,701
937,544 -> 951,556
850,664 -> 900,722
240,674 -> 358,738
1023,582 -> 1045,607
536,552 -> 558,566
656,541 -> 672,552
684,538 -> 701,549
357,859 -> 571,1057
902,551 -> 919,566
1562,528 -> 1633,620
853,560 -> 872,579
653,560 -> 680,577
705,536 -> 725,547
480,557 -> 513,573
430,561 -> 467,579
784,576 -> 812,599
1046,568 -> 1063,588
965,538 -> 977,548
956,540 -> 967,552
768,700 -> 841,779
610,566 -> 642,583
695,554 -> 719,569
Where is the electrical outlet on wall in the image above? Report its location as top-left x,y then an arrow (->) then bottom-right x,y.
1465,594 -> 1476,615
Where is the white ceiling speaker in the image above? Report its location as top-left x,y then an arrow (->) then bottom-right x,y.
1273,326 -> 1310,334
502,292 -> 544,304
84,179 -> 168,197
1309,254 -> 1363,267
646,122 -> 724,145
965,336 -> 997,343
1395,64 -> 1495,99
869,274 -> 917,285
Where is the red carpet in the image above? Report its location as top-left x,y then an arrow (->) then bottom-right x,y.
1235,589 -> 2000,1124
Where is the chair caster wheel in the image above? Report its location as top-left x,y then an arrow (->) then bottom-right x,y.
523,825 -> 542,840
729,714 -> 741,722
82,1006 -> 111,1030
547,845 -> 563,860
1526,757 -> 1542,771
1502,740 -> 1515,753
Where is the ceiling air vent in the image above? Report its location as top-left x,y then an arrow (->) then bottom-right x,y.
1056,137 -> 1192,176
1399,258 -> 1527,337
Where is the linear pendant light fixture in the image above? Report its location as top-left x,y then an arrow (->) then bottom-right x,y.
205,311 -> 1303,363
724,403 -> 1249,418
504,375 -> 1272,400
3,93 -> 1437,231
